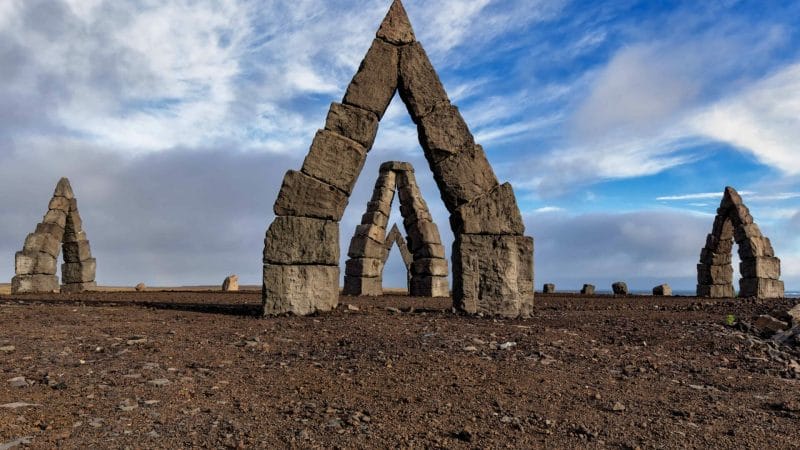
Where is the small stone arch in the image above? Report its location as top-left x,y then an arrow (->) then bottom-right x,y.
697,187 -> 784,298
343,161 -> 448,297
262,0 -> 534,317
12,178 -> 97,294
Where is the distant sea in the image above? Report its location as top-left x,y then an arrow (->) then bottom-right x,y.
573,290 -> 800,298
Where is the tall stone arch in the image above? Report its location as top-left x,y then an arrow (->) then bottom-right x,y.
262,0 -> 534,317
12,178 -> 97,294
383,223 -> 414,288
343,161 -> 448,297
697,187 -> 784,299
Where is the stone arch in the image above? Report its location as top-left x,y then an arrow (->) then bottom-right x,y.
343,161 -> 448,297
262,0 -> 534,317
12,178 -> 97,294
697,186 -> 784,298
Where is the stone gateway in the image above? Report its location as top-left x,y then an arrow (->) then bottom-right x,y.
262,0 -> 534,317
12,178 -> 97,294
697,187 -> 784,299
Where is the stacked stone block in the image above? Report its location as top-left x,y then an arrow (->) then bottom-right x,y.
262,0 -> 534,317
344,162 -> 448,297
383,224 -> 413,291
12,178 -> 96,294
697,187 -> 784,299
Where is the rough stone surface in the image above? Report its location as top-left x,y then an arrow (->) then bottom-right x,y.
35,222 -> 65,241
354,224 -> 387,244
48,196 -> 71,211
399,43 -> 448,121
301,130 -> 367,195
380,161 -> 414,172
384,224 -> 412,268
413,243 -> 446,259
343,276 -> 383,297
262,264 -> 339,315
324,103 -> 379,150
61,282 -> 97,293
581,284 -> 596,295
754,314 -> 789,334
345,258 -> 384,278
273,171 -> 349,221
411,258 -> 448,277
222,275 -> 239,292
15,251 -> 56,276
135,283 -> 146,292
53,178 -> 74,199
409,275 -> 449,298
348,235 -> 388,260
63,240 -> 92,263
429,144 -> 499,212
452,234 -> 534,318
612,282 -> 629,296
24,233 -> 61,257
376,0 -> 416,45
11,275 -> 59,294
62,259 -> 97,283
697,186 -> 783,299
361,211 -> 390,229
342,39 -> 398,119
543,284 -> 556,294
43,209 -> 67,228
788,304 -> 800,326
653,284 -> 673,296
406,221 -> 442,252
263,216 -> 339,265
451,183 -> 525,235
418,102 -> 474,163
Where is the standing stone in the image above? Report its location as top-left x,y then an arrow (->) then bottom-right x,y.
222,275 -> 239,292
324,103 -> 380,150
263,265 -> 339,315
342,39 -> 398,119
542,284 -> 556,294
376,0 -> 416,45
581,284 -> 596,295
612,282 -> 629,296
11,178 -> 97,294
653,284 -> 672,296
135,283 -> 146,292
696,186 -> 784,299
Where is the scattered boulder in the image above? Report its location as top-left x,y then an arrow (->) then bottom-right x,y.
581,284 -> 595,295
542,283 -> 556,294
612,282 -> 629,296
135,283 -> 146,292
222,275 -> 239,292
788,304 -> 800,327
755,314 -> 790,335
652,284 -> 672,296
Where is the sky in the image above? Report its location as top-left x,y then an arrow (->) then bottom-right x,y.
1,0 -> 799,292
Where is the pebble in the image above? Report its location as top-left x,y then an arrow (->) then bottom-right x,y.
612,402 -> 626,412
8,377 -> 28,388
0,345 -> 15,353
1,402 -> 40,409
148,379 -> 171,387
463,346 -> 478,352
498,342 -> 517,350
346,304 -> 360,312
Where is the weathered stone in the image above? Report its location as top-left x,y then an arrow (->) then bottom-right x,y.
43,209 -> 67,228
376,0 -> 415,45
739,236 -> 775,258
61,282 -> 96,293
263,264 -> 339,315
788,304 -> 800,326
15,251 -> 56,275
733,223 -> 762,243
581,284 -> 596,295
740,256 -> 781,279
652,284 -> 672,296
48,196 -> 71,211
345,258 -> 384,278
264,216 -> 339,265
380,161 -> 414,172
342,39 -> 398,119
543,283 -> 556,294
135,283 -> 146,292
720,186 -> 743,208
354,224 -> 386,244
384,224 -> 412,267
400,204 -> 432,224
413,243 -> 445,259
371,185 -> 396,208
301,130 -> 367,195
696,284 -> 735,298
754,315 -> 789,334
699,248 -> 731,266
429,144 -> 499,212
222,275 -> 239,292
64,210 -> 84,242
612,282 -> 629,295
399,43 -> 448,121
63,240 -> 92,263
11,275 -> 59,293
418,102 -> 474,163
361,211 -> 390,229
324,103 -> 379,150
35,222 -> 65,241
343,276 -> 383,297
372,170 -> 397,193
23,233 -> 60,257
273,171 -> 349,221
348,235 -> 388,260
728,204 -> 754,226
53,178 -> 74,199
406,221 -> 442,252
739,278 -> 784,299
452,234 -> 534,318
62,259 -> 96,283
409,275 -> 449,298
367,200 -> 392,217
697,264 -> 734,285
451,183 -> 524,235
705,234 -> 734,254
411,258 -> 448,277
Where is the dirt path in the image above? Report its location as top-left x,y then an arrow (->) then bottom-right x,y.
1,292 -> 798,449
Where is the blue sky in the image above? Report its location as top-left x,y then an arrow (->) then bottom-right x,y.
0,0 -> 799,292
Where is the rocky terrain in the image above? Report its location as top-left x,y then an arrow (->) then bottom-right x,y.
1,291 -> 799,449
